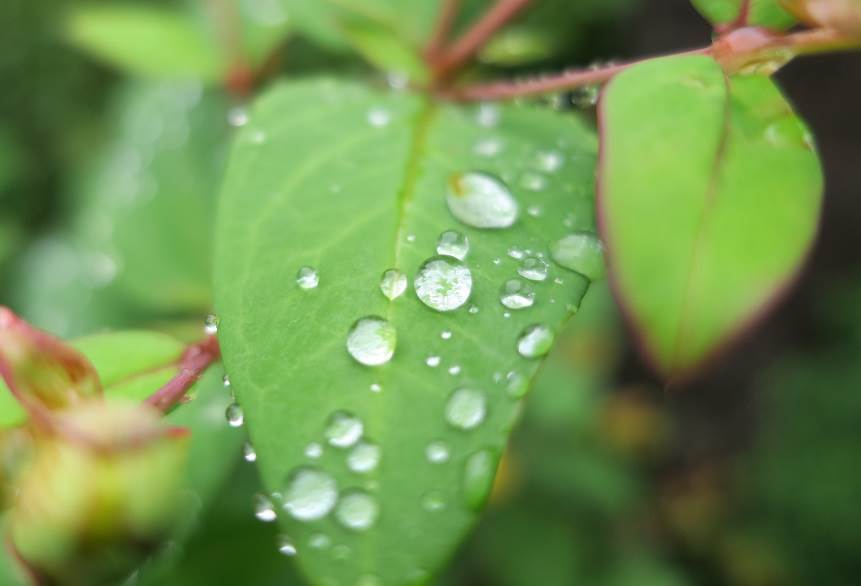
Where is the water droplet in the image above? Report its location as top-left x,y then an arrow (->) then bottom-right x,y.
476,103 -> 499,127
334,490 -> 379,531
448,365 -> 461,376
463,449 -> 498,511
503,311 -> 511,318
492,257 -> 502,265
249,129 -> 266,144
367,107 -> 391,127
282,467 -> 338,521
467,304 -> 479,315
550,232 -> 605,280
204,314 -> 219,335
379,269 -> 408,300
507,246 -> 525,260
436,230 -> 469,260
516,324 -> 554,359
505,370 -> 529,398
518,256 -> 549,282
447,172 -> 519,229
570,84 -> 599,108
296,266 -> 319,289
500,279 -> 535,309
227,106 -> 249,127
426,441 -> 450,464
222,374 -> 231,388
305,442 -> 323,459
346,316 -> 397,366
347,440 -> 381,473
255,494 -> 277,522
309,533 -> 331,550
426,355 -> 441,368
520,172 -> 547,192
527,205 -> 542,218
440,330 -> 453,340
332,544 -> 351,560
277,534 -> 297,556
473,137 -> 502,156
243,442 -> 257,462
535,150 -> 563,173
369,383 -> 382,393
324,411 -> 364,448
406,233 -> 416,243
445,388 -> 487,430
414,256 -> 472,312
422,491 -> 446,512
225,402 -> 244,427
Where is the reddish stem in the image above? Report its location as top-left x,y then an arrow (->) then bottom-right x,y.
145,336 -> 221,413
207,0 -> 254,97
716,0 -> 753,33
425,0 -> 463,60
431,0 -> 533,82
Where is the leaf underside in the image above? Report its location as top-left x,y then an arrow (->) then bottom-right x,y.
214,78 -> 600,584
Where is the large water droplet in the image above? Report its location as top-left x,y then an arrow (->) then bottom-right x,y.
334,490 -> 379,531
462,449 -> 498,511
296,266 -> 319,289
445,388 -> 487,430
414,256 -> 472,312
282,467 -> 338,521
225,402 -> 244,427
426,441 -> 450,464
517,256 -> 549,282
447,172 -> 519,229
499,279 -> 535,309
324,411 -> 364,448
346,316 -> 397,366
436,230 -> 469,260
379,269 -> 407,300
550,232 -> 605,280
516,324 -> 554,359
255,494 -> 277,522
347,440 -> 381,473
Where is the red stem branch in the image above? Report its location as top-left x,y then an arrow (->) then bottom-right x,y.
425,0 -> 463,60
145,336 -> 221,413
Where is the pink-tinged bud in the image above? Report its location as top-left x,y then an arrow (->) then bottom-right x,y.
8,401 -> 188,586
782,0 -> 861,36
0,308 -> 101,416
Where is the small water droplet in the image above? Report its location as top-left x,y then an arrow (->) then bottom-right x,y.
204,313 -> 220,335
436,230 -> 469,260
332,544 -> 351,560
249,129 -> 266,144
473,137 -> 502,156
255,494 -> 277,522
369,383 -> 382,393
527,205 -> 542,218
425,355 -> 441,368
520,172 -> 547,192
225,402 -> 244,427
347,440 -> 381,473
309,533 -> 331,550
462,449 -> 498,511
422,491 -> 446,512
448,365 -> 462,376
507,246 -> 525,260
476,103 -> 499,127
499,279 -> 535,309
550,232 -> 605,280
570,84 -> 599,108
296,266 -> 319,289
243,442 -> 257,462
447,172 -> 519,229
426,441 -> 450,464
492,257 -> 502,265
445,388 -> 487,430
553,277 -> 564,285
503,311 -> 511,318
414,256 -> 473,312
505,370 -> 529,398
380,269 -> 408,300
277,534 -> 297,556
346,316 -> 397,366
516,324 -> 554,359
518,256 -> 549,282
227,106 -> 249,127
367,107 -> 391,127
324,411 -> 364,448
535,150 -> 563,173
468,304 -> 480,315
440,330 -> 453,340
222,374 -> 231,388
282,467 -> 338,521
406,233 -> 416,243
305,442 -> 323,459
334,490 -> 379,531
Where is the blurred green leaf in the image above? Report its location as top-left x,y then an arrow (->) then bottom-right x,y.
599,55 -> 823,378
214,78 -> 599,584
691,0 -> 798,29
343,24 -> 430,82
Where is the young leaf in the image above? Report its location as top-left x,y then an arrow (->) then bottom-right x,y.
691,0 -> 798,28
214,79 -> 600,584
598,55 -> 823,379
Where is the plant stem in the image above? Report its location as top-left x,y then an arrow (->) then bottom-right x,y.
431,0 -> 533,82
206,0 -> 254,96
425,0 -> 463,60
145,336 -> 221,413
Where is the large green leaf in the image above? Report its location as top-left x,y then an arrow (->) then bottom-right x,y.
691,0 -> 798,29
598,55 -> 822,378
214,78 -> 599,584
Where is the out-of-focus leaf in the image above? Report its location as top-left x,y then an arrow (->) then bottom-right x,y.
782,0 -> 861,35
599,55 -> 822,378
343,24 -> 430,82
691,0 -> 798,28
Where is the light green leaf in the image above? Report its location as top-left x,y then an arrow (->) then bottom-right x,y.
214,78 -> 599,584
599,55 -> 823,378
343,24 -> 430,83
691,0 -> 798,29
66,4 -> 223,80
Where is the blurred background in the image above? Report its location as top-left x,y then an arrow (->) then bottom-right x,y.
1,0 -> 860,584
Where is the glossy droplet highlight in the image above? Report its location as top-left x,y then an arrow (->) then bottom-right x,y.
426,441 -> 450,464
296,266 -> 319,289
305,442 -> 323,459
282,467 -> 338,521
422,491 -> 446,512
367,107 -> 390,127
550,232 -> 605,281
277,534 -> 297,556
499,279 -> 535,309
414,256 -> 472,312
505,370 -> 529,398
445,388 -> 487,430
379,269 -> 407,300
324,411 -> 364,448
462,449 -> 498,511
347,440 -> 381,473
334,490 -> 379,531
204,313 -> 219,335
436,230 -> 469,260
255,494 -> 277,522
535,150 -> 563,173
518,256 -> 549,282
517,324 -> 554,359
346,316 -> 397,366
447,172 -> 518,229
225,402 -> 244,427
243,442 -> 257,462
425,355 -> 441,368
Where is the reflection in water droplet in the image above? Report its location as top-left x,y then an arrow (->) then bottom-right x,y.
225,402 -> 244,427
282,467 -> 338,521
422,491 -> 446,512
324,411 -> 364,448
445,388 -> 487,430
436,230 -> 470,260
305,442 -> 323,459
447,172 -> 519,229
463,449 -> 498,511
380,269 -> 408,300
500,279 -> 535,309
255,494 -> 277,522
505,370 -> 529,398
335,490 -> 379,531
426,441 -> 450,464
277,534 -> 297,556
550,231 -> 605,280
346,316 -> 397,366
347,440 -> 381,473
517,324 -> 554,359
518,256 -> 549,282
296,266 -> 319,289
426,355 -> 441,368
414,256 -> 472,312
367,107 -> 391,127
204,314 -> 219,335
243,442 -> 257,462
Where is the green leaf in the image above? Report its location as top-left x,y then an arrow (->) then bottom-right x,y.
691,0 -> 798,29
599,55 -> 823,378
66,4 -> 223,80
342,24 -> 430,83
214,78 -> 599,584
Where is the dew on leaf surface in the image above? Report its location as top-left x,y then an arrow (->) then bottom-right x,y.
305,442 -> 323,459
277,534 -> 297,556
334,490 -> 379,531
476,102 -> 500,127
505,370 -> 529,398
324,411 -> 364,448
243,442 -> 257,462
507,246 -> 525,260
516,324 -> 554,359
534,150 -> 563,172
347,440 -> 381,473
500,279 -> 535,309
473,137 -> 502,157
204,313 -> 219,335
414,256 -> 472,312
518,256 -> 549,281
520,172 -> 547,192
225,402 -> 244,427
296,266 -> 319,289
282,467 -> 338,521
254,494 -> 277,522
445,388 -> 487,430
446,172 -> 519,229
346,316 -> 397,366
436,230 -> 469,260
550,231 -> 606,280
426,355 -> 441,368
426,441 -> 450,464
379,269 -> 408,300
463,449 -> 498,511
422,491 -> 446,512
367,107 -> 391,127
